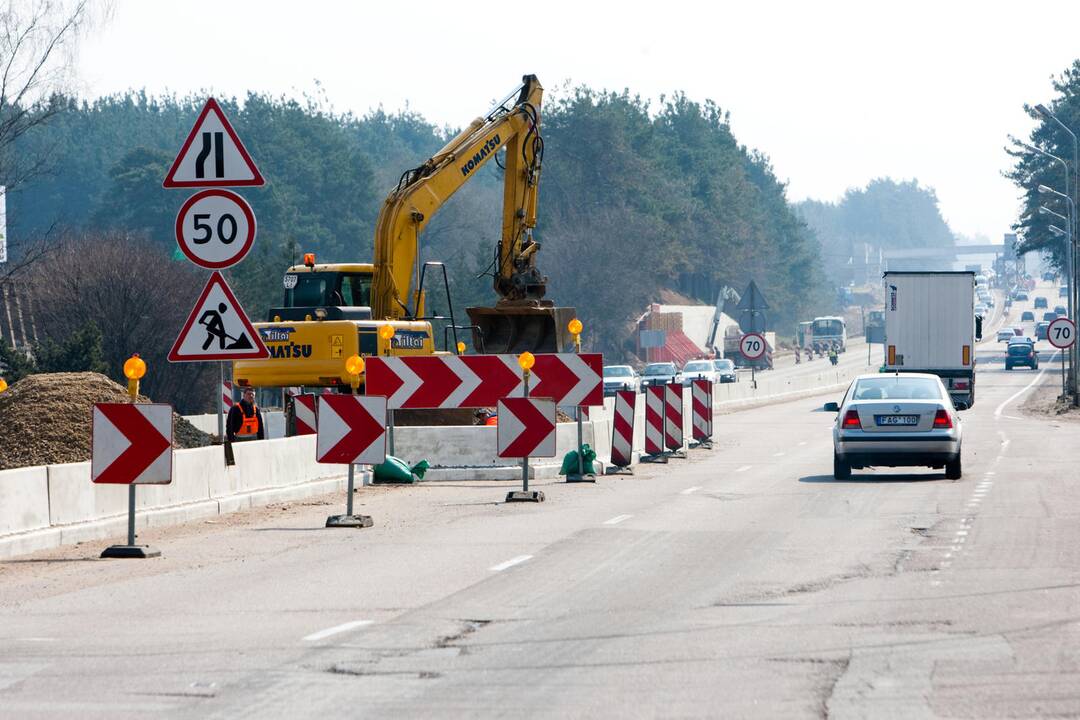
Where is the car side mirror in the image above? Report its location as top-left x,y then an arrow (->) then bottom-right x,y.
975,315 -> 983,341
823,401 -> 839,412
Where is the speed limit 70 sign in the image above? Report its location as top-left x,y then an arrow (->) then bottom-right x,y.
174,189 -> 257,269
740,332 -> 767,360
1047,317 -> 1076,349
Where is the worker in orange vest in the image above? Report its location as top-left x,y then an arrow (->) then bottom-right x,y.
227,388 -> 265,442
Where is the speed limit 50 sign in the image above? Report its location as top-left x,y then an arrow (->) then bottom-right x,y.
1047,316 -> 1076,349
740,332 -> 767,360
174,189 -> 257,269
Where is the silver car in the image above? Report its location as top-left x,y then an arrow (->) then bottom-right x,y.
825,373 -> 962,480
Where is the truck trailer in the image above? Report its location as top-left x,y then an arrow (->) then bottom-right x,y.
883,271 -> 979,408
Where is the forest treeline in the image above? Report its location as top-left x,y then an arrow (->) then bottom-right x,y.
8,89 -> 829,342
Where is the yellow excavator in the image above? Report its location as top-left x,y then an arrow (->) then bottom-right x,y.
233,75 -> 574,390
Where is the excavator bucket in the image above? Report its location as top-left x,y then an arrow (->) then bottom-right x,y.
466,304 -> 577,355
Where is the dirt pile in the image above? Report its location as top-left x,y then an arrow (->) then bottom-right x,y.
0,372 -> 210,470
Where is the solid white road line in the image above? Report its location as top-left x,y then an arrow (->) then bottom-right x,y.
680,486 -> 702,495
303,620 -> 373,642
603,514 -> 633,525
490,555 -> 533,572
736,465 -> 752,472
995,350 -> 1057,418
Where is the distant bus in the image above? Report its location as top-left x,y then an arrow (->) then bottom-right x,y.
811,316 -> 847,352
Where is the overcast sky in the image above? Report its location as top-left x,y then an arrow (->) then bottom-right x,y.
77,0 -> 1080,242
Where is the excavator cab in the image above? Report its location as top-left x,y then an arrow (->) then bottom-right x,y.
466,303 -> 576,354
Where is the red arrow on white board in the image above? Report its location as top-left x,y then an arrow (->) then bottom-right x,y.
316,395 -> 387,465
92,404 -> 173,485
497,398 -> 557,459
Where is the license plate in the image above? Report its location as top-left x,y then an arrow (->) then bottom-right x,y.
875,415 -> 918,426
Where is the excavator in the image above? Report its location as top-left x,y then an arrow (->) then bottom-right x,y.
233,75 -> 574,391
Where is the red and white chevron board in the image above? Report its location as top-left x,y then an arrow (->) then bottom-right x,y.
92,403 -> 173,485
610,390 -> 636,468
691,379 -> 713,441
664,382 -> 683,451
222,380 -> 233,408
497,397 -> 557,458
316,395 -> 387,465
644,385 -> 665,456
365,353 -> 603,409
293,393 -> 317,435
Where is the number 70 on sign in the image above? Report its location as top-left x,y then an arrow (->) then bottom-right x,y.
1048,317 -> 1076,349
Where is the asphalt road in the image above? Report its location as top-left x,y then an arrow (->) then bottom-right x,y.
1,285 -> 1078,718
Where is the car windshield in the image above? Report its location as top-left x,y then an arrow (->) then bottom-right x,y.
852,377 -> 942,401
643,364 -> 676,376
1008,344 -> 1033,355
683,361 -> 712,372
604,366 -> 632,378
812,319 -> 844,335
714,360 -> 734,371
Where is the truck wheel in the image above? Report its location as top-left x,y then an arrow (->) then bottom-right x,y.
833,453 -> 851,480
945,454 -> 962,480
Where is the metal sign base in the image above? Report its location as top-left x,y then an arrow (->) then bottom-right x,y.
605,465 -> 634,475
325,514 -> 374,528
565,473 -> 597,483
101,545 -> 160,559
640,453 -> 669,464
506,490 -> 545,503
689,439 -> 713,450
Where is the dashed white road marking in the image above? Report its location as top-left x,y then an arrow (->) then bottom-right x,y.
303,620 -> 373,642
772,452 -> 786,458
490,555 -> 533,572
680,486 -> 702,495
603,514 -> 633,525
735,465 -> 752,473
798,441 -> 808,446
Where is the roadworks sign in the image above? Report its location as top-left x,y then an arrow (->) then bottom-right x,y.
169,271 -> 269,362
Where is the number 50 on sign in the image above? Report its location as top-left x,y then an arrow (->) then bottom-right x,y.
175,188 -> 257,270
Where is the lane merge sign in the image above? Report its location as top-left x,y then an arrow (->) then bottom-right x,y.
1047,316 -> 1076,349
163,98 -> 264,188
169,271 -> 269,362
740,332 -> 767,360
174,189 -> 257,269
92,403 -> 173,485
316,395 -> 387,465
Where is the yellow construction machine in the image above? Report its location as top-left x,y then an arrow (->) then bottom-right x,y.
233,74 -> 574,390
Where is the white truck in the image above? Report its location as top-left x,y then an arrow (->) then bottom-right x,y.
883,271 -> 979,408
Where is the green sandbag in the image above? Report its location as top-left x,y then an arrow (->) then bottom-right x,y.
559,444 -> 597,475
372,456 -> 429,484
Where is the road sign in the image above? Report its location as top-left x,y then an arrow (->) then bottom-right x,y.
175,189 -> 257,269
664,382 -> 683,451
691,378 -> 713,442
365,353 -> 603,409
644,385 -> 665,456
316,395 -> 387,465
736,280 -> 770,311
1048,317 -> 1076,349
609,389 -> 636,468
740,332 -> 767,360
92,403 -> 173,485
169,271 -> 269,362
222,379 -> 233,409
497,398 -> 556,458
293,393 -> 317,435
163,98 -> 265,188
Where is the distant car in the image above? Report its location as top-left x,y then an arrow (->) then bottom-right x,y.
1035,296 -> 1048,309
1054,305 -> 1067,316
681,359 -> 719,386
1060,287 -> 1069,298
975,304 -> 988,317
1015,291 -> 1029,301
1006,338 -> 1038,370
996,329 -> 1015,342
1021,310 -> 1035,322
1043,312 -> 1059,322
827,373 -> 962,480
602,365 -> 639,395
641,362 -> 679,388
712,358 -> 737,383
1036,321 -> 1050,340
1043,272 -> 1056,282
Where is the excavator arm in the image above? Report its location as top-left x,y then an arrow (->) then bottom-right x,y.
371,75 -> 547,321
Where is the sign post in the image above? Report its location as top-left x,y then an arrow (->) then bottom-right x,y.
316,385 -> 385,528
96,354 -> 173,559
503,352 -> 549,503
740,332 -> 767,389
1048,317 -> 1076,396
564,318 -> 595,483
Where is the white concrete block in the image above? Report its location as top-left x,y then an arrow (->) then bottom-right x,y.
0,466 -> 51,536
46,462 -> 127,526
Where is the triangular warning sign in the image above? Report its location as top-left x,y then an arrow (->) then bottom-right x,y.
163,98 -> 265,188
736,280 -> 770,311
169,271 -> 269,362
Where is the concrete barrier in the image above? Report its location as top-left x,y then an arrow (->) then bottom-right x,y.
0,466 -> 51,537
183,410 -> 286,439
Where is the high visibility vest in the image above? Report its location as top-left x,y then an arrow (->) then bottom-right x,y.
237,405 -> 259,438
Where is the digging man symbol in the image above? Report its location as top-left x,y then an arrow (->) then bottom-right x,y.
199,302 -> 253,351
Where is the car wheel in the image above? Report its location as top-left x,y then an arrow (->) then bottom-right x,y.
945,454 -> 962,480
833,452 -> 851,480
